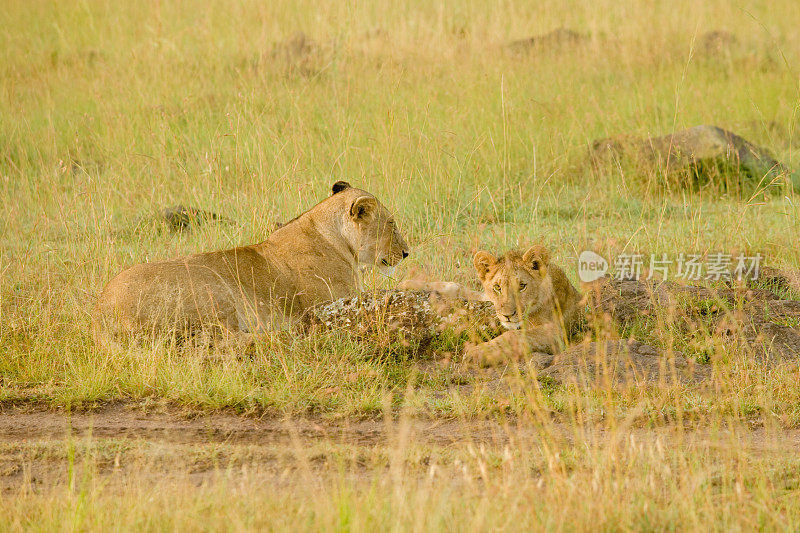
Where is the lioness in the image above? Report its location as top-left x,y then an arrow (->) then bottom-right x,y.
400,245 -> 581,366
92,181 -> 409,346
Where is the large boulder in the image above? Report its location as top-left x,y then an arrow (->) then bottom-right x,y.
590,125 -> 790,191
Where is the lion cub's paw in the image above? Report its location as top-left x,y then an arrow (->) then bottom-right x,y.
463,341 -> 509,367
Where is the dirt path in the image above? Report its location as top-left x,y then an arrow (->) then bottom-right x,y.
0,402 -> 513,447
3,402 -> 800,450
3,403 -> 800,494
0,402 -> 520,494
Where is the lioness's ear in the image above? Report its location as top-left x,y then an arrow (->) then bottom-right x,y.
332,181 -> 351,195
522,245 -> 550,272
350,196 -> 377,221
473,251 -> 498,281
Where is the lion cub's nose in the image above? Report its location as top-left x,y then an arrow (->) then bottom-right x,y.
402,251 -> 409,259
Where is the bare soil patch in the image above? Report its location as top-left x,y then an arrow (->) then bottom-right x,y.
0,402 -> 511,448
0,402 -> 509,493
3,403 -> 800,495
541,339 -> 711,386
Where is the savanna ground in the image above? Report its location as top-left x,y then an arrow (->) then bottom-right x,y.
2,0 -> 800,530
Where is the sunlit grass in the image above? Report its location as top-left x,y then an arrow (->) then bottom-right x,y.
2,0 -> 800,528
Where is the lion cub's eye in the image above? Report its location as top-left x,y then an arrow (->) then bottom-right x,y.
493,283 -> 501,294
518,282 -> 527,292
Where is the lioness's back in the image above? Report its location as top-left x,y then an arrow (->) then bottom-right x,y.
94,246 -> 283,336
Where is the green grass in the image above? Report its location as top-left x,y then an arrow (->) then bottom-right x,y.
3,0 -> 800,528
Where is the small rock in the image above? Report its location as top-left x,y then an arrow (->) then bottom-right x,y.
159,205 -> 227,231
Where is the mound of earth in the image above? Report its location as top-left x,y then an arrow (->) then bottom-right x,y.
269,31 -> 330,75
588,274 -> 800,362
698,30 -> 739,57
540,339 -> 710,387
756,266 -> 800,295
590,125 -> 790,191
300,290 -> 500,349
505,28 -> 588,54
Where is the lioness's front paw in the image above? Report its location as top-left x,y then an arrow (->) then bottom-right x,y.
397,279 -> 424,291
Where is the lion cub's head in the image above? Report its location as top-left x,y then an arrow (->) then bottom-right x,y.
333,181 -> 409,273
474,245 -> 554,330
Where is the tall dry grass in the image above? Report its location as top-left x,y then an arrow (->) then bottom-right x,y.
3,409 -> 800,530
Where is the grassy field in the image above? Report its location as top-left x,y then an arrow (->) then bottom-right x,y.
2,0 -> 800,529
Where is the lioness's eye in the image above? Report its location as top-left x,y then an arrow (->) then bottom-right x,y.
519,283 -> 527,292
493,283 -> 501,294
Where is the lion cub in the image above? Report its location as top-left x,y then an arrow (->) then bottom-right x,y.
466,245 -> 581,365
399,245 -> 581,366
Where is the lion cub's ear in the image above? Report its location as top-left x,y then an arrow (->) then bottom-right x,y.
522,245 -> 550,273
474,251 -> 498,281
332,181 -> 351,195
350,196 -> 377,221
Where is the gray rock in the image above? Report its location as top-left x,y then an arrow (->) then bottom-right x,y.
591,125 -> 790,190
159,205 -> 226,231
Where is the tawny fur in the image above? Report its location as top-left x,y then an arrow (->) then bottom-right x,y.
92,182 -> 409,348
466,245 -> 581,366
400,245 -> 581,366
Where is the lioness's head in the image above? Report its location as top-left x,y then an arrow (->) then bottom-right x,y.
474,245 -> 554,330
333,181 -> 409,272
